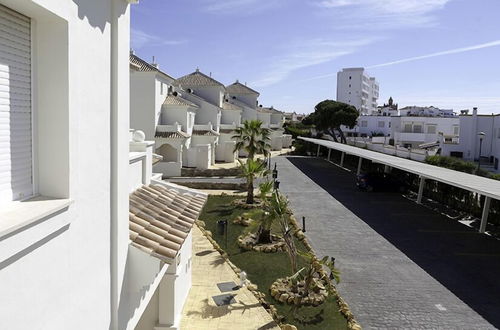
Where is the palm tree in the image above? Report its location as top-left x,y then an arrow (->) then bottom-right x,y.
233,120 -> 271,160
254,180 -> 274,243
238,158 -> 267,204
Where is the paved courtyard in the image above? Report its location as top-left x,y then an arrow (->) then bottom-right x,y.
275,156 -> 499,329
179,226 -> 279,330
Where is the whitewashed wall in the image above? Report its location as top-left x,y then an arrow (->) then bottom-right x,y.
0,1 -> 131,329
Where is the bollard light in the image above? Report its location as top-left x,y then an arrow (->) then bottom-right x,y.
272,163 -> 278,179
239,271 -> 247,287
302,216 -> 306,232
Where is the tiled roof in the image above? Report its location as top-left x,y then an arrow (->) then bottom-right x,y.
258,106 -> 283,114
163,94 -> 199,108
222,102 -> 243,111
226,81 -> 260,96
155,131 -> 190,139
219,129 -> 235,134
129,184 -> 207,262
130,53 -> 175,80
192,129 -> 220,136
177,70 -> 226,89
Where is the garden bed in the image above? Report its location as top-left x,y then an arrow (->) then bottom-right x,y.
199,195 -> 352,330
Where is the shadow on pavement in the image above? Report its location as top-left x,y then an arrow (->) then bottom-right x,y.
286,156 -> 500,328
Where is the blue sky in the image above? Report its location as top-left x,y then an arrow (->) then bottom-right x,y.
131,0 -> 500,114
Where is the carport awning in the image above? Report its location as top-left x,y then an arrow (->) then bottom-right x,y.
299,137 -> 500,200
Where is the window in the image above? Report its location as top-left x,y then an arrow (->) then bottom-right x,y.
389,122 -> 391,128
378,121 -> 385,128
453,126 -> 459,135
427,125 -> 436,134
0,5 -> 33,204
413,125 -> 423,133
348,84 -> 351,88
360,121 -> 368,127
349,76 -> 351,79
404,124 -> 412,132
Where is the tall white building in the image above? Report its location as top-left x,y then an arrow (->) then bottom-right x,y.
336,67 -> 379,114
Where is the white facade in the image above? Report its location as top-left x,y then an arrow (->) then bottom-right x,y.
391,116 -> 459,148
0,0 -> 131,329
337,67 -> 379,114
440,108 -> 500,171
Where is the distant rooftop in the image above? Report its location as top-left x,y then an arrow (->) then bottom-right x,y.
177,69 -> 226,89
226,81 -> 260,96
130,53 -> 175,81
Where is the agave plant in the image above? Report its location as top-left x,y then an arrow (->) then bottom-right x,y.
233,119 -> 271,160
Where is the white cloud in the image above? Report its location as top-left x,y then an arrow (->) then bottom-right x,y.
131,28 -> 187,49
251,38 -> 376,87
315,0 -> 452,29
200,0 -> 283,14
367,40 -> 500,68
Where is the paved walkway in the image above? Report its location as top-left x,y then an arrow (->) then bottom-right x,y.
179,226 -> 279,330
275,156 -> 497,329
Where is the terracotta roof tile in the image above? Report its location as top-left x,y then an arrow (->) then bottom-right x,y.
177,70 -> 225,89
155,131 -> 190,139
129,184 -> 207,262
258,106 -> 283,114
192,129 -> 220,136
163,94 -> 199,108
130,54 -> 175,81
226,81 -> 260,96
222,102 -> 243,111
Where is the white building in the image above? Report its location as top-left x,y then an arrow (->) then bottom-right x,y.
440,108 -> 500,171
0,1 -> 206,329
391,116 -> 459,148
337,67 -> 379,114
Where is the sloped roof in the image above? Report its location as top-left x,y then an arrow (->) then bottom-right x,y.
226,81 -> 260,96
222,101 -> 243,111
192,129 -> 220,136
177,69 -> 226,89
130,53 -> 175,81
163,94 -> 199,108
154,131 -> 190,139
129,184 -> 207,262
258,106 -> 283,114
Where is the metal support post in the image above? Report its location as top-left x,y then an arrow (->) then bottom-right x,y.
327,148 -> 331,161
479,196 -> 491,233
340,152 -> 345,167
316,144 -> 320,157
357,157 -> 363,175
417,177 -> 426,204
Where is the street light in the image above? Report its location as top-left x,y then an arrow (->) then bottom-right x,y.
477,131 -> 485,172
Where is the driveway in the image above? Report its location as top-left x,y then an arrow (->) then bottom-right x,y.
275,156 -> 499,329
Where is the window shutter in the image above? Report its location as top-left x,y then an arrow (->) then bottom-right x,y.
0,4 -> 32,203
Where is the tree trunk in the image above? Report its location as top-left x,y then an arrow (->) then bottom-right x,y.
337,126 -> 347,144
327,128 -> 339,142
257,226 -> 272,244
246,177 -> 254,204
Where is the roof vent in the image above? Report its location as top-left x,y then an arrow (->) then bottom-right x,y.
172,91 -> 178,96
130,48 -> 135,55
187,88 -> 194,94
151,56 -> 159,68
195,67 -> 200,72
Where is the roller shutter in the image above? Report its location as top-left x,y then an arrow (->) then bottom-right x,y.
0,4 -> 32,203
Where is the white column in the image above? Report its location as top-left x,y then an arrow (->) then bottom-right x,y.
417,177 -> 426,204
479,196 -> 491,233
327,148 -> 331,161
357,157 -> 362,175
316,144 -> 320,157
340,152 -> 345,167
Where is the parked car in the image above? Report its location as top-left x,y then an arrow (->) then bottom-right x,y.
356,172 -> 408,192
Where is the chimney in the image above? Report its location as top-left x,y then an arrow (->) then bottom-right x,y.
151,56 -> 159,68
473,107 -> 478,116
130,48 -> 135,55
209,72 -> 212,77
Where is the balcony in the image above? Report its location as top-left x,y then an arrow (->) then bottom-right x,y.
394,132 -> 426,142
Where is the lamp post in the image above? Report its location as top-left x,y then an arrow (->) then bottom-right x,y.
477,131 -> 485,172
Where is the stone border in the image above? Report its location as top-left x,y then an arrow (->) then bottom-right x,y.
288,215 -> 362,330
196,213 -> 362,330
237,232 -> 287,253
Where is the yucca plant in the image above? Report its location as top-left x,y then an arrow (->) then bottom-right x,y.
238,158 -> 268,204
233,119 -> 271,160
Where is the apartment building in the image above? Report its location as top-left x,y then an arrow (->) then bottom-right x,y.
337,67 -> 379,114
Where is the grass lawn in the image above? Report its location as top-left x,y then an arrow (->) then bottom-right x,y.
200,195 -> 348,330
